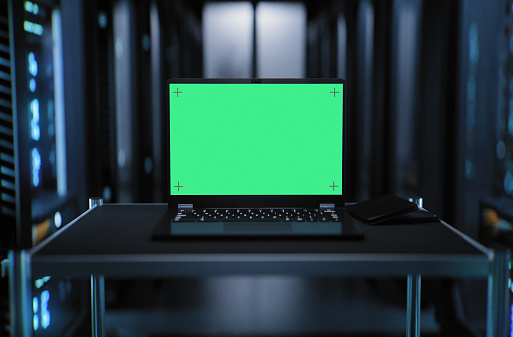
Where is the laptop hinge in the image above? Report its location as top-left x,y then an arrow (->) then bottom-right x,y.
178,204 -> 194,211
320,203 -> 335,211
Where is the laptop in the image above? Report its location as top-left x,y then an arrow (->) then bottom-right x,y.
152,78 -> 363,239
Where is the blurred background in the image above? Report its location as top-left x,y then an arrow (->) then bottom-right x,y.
1,0 -> 512,336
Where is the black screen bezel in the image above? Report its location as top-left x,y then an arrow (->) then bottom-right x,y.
166,78 -> 346,209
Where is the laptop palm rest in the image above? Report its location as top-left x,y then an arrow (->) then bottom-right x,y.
170,221 -> 342,236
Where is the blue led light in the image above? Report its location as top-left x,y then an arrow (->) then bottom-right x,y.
54,211 -> 62,228
35,279 -> 44,288
29,78 -> 36,92
41,290 -> 50,329
35,276 -> 51,289
25,1 -> 40,15
30,99 -> 40,141
30,124 -> 39,141
41,310 -> 50,329
98,12 -> 107,29
28,52 -> 38,76
31,148 -> 41,187
33,314 -> 39,331
41,290 -> 49,305
33,296 -> 38,313
24,21 -> 43,36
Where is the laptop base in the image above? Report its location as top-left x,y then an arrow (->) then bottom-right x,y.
152,209 -> 364,240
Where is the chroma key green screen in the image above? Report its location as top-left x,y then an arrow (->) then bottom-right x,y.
169,83 -> 343,195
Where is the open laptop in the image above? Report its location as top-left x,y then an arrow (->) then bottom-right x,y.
152,78 -> 363,239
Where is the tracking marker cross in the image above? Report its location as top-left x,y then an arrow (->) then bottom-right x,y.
329,182 -> 338,191
173,88 -> 182,97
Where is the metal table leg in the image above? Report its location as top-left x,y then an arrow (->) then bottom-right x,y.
91,274 -> 105,337
406,197 -> 423,337
8,250 -> 33,337
89,197 -> 106,337
407,273 -> 421,337
487,249 -> 509,337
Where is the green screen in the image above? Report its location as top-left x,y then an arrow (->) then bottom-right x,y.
169,83 -> 343,195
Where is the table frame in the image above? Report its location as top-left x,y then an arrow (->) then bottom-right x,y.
7,203 -> 502,337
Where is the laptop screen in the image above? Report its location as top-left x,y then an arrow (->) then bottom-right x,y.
167,79 -> 344,206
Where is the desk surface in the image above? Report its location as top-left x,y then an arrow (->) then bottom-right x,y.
29,204 -> 491,279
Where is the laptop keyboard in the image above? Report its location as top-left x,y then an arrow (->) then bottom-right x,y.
173,208 -> 341,222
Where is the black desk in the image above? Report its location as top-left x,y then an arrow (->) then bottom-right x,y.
12,203 -> 497,337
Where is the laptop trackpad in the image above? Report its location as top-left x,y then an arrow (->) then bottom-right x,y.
225,222 -> 292,234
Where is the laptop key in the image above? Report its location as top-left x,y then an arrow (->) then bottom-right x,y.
173,216 -> 196,222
